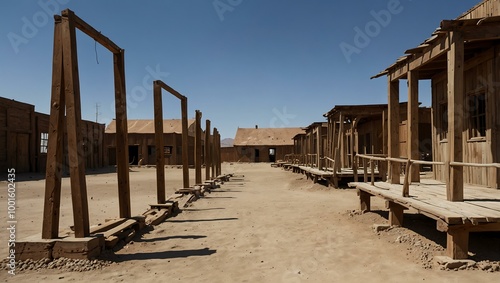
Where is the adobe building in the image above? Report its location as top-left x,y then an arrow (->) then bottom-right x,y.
105,119 -> 198,166
0,96 -> 105,174
233,126 -> 304,162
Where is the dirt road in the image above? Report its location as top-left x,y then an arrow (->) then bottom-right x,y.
1,163 -> 498,282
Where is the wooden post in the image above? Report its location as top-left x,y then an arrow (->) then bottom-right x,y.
358,190 -> 371,213
181,98 -> 189,188
388,78 -> 400,184
353,155 -> 358,182
363,158 -> 368,182
205,119 -> 211,181
447,229 -> 469,259
114,50 -> 131,218
42,17 -> 65,239
382,110 -> 388,182
61,12 -> 90,238
370,160 -> 375,186
211,130 -> 215,179
195,110 -> 202,184
402,160 -> 412,197
408,70 -> 420,182
386,201 -> 406,227
349,125 -> 355,169
338,113 -> 345,169
154,83 -> 165,204
316,125 -> 322,169
447,31 -> 464,202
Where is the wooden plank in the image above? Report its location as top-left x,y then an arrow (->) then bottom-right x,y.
61,12 -> 90,238
114,50 -> 131,218
154,83 -> 165,204
102,219 -> 137,239
447,229 -> 469,259
42,18 -> 65,239
90,218 -> 126,234
358,189 -> 371,213
388,78 -> 400,184
195,110 -> 202,184
447,31 -> 464,201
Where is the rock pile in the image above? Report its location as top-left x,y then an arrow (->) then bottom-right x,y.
0,257 -> 113,273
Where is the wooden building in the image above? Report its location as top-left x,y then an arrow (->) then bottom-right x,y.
233,126 -> 304,162
0,96 -> 105,174
290,122 -> 328,167
105,119 -> 197,166
324,103 -> 431,170
371,0 -> 500,189
353,0 -> 500,260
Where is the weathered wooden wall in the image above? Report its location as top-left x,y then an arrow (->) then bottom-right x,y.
432,45 -> 499,188
458,0 -> 500,19
0,97 -> 35,173
221,147 -> 238,163
0,97 -> 105,174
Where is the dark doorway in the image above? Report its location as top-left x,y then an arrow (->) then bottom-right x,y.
254,148 -> 260,162
108,147 -> 116,165
269,148 -> 276,162
129,145 -> 139,165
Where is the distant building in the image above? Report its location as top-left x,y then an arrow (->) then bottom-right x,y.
232,126 -> 304,162
0,96 -> 105,174
104,119 -> 198,166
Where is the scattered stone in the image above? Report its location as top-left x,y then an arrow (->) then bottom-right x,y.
434,256 -> 476,270
373,224 -> 391,232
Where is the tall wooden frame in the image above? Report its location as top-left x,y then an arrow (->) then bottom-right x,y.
153,80 -> 189,204
42,9 -> 130,239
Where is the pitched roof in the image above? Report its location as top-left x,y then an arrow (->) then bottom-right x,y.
233,127 -> 304,146
105,119 -> 195,135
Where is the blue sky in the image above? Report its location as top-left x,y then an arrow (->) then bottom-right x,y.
1,0 -> 480,139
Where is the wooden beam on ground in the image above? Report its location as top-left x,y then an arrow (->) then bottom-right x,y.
446,31 -> 464,202
388,78 -> 400,184
407,70 -> 420,183
205,120 -> 211,180
42,18 -> 64,239
195,110 -> 202,184
154,83 -> 165,204
61,12 -> 90,238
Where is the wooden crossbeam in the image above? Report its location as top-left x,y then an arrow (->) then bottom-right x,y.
61,9 -> 121,54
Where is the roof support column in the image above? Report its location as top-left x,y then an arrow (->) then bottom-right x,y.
408,70 -> 420,182
388,77 -> 400,184
447,31 -> 464,201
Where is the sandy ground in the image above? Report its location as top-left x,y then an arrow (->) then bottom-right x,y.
0,163 -> 499,282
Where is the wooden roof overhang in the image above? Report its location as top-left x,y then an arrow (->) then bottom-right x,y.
372,16 -> 500,82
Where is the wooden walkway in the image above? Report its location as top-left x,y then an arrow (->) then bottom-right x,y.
350,179 -> 500,259
282,164 -> 381,187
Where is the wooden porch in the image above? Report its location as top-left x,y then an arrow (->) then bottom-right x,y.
351,178 -> 500,260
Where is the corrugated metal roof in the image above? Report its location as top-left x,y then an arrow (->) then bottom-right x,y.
233,127 -> 304,146
105,119 -> 195,135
